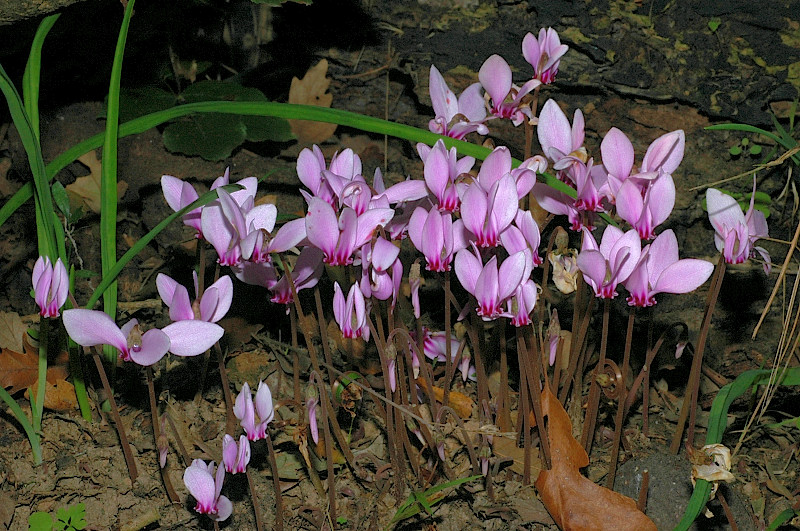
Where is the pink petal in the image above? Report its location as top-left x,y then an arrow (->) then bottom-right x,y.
615,179 -> 644,227
62,309 -> 126,352
162,320 -> 224,356
183,460 -> 216,508
201,276 -> 233,323
653,259 -> 714,295
255,380 -> 275,425
429,65 -> 458,121
305,198 -> 340,256
129,328 -> 171,366
168,283 -> 195,322
454,248 -> 482,294
478,54 -> 512,106
601,127 -> 634,180
537,99 -> 571,159
706,188 -> 745,234
642,130 -> 685,174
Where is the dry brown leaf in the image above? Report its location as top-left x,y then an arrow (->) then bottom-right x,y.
0,311 -> 26,352
288,59 -> 337,144
0,346 -> 69,395
26,378 -> 79,411
415,377 -> 474,419
534,386 -> 657,530
492,435 -> 542,477
65,150 -> 128,213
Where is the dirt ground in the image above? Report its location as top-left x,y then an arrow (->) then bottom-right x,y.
0,1 -> 799,530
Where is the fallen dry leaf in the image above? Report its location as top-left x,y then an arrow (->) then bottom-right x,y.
534,386 -> 656,530
288,59 -> 337,144
492,435 -> 542,478
26,378 -> 79,411
65,150 -> 128,213
0,311 -> 26,352
415,377 -> 474,419
0,341 -> 69,395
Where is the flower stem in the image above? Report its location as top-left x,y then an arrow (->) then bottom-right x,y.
670,255 -> 726,454
581,296 -> 611,454
246,463 -> 266,531
145,366 -> 179,503
33,317 -> 48,434
606,307 -> 635,490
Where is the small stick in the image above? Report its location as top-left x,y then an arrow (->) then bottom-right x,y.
520,327 -> 551,470
606,307 -> 636,490
637,469 -> 649,512
90,347 -> 138,482
214,342 -> 237,437
443,270 -> 453,408
145,367 -> 179,503
718,491 -> 739,531
264,433 -> 284,531
581,297 -> 611,454
497,320 -> 512,432
670,255 -> 726,454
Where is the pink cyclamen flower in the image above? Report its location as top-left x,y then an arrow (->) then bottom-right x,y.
234,380 -> 275,441
32,256 -> 68,318
479,54 -> 540,126
62,309 -> 222,365
161,175 -> 202,237
333,282 -> 370,340
577,226 -> 641,299
624,229 -> 714,307
706,182 -> 771,273
183,459 -> 232,522
500,209 -> 543,267
306,381 -> 319,444
615,173 -> 675,240
305,198 -> 394,266
507,279 -> 538,327
407,207 -> 467,272
461,173 -> 519,248
455,249 -> 529,320
420,139 -> 475,213
222,434 -> 251,474
201,187 -> 248,266
62,309 -> 170,366
428,65 -> 488,139
522,28 -> 568,84
157,273 -> 233,324
537,99 -> 586,167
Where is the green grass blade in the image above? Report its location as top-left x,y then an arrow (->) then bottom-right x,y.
85,183 -> 241,309
0,63 -> 57,260
22,13 -> 60,142
0,100 -> 578,230
0,385 -> 40,465
675,367 -> 800,530
99,0 -> 135,362
706,123 -> 793,151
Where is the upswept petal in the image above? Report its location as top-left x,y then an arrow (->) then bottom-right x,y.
475,256 -> 500,312
490,174 -> 520,234
615,179 -> 644,228
601,127 -> 634,180
423,141 -> 450,201
454,248 -> 482,294
371,237 -> 400,272
647,174 -> 676,228
653,259 -> 714,295
201,275 -> 233,323
162,320 -> 224,356
430,65 -> 458,121
576,249 -> 608,292
270,218 -> 307,253
642,130 -> 685,174
478,55 -> 512,106
255,380 -> 275,425
184,460 -> 216,510
168,283 -> 195,322
305,198 -> 340,256
201,202 -> 238,265
353,208 -> 394,249
458,83 -> 487,122
62,309 -> 127,352
460,184 -> 488,238
381,180 -> 429,204
706,188 -> 745,234
498,251 -> 528,302
296,145 -> 325,192
646,229 -> 680,282
537,99 -> 571,159
246,204 -> 278,234
478,147 -> 512,190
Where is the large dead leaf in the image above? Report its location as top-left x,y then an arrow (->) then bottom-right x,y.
26,378 -> 79,411
0,311 -> 26,352
287,59 -> 337,144
534,386 -> 657,530
0,342 -> 69,395
65,150 -> 128,213
492,435 -> 542,478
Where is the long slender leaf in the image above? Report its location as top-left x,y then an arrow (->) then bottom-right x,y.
0,101 -> 578,229
675,367 -> 800,530
99,0 -> 135,362
22,13 -> 60,142
84,183 -> 241,309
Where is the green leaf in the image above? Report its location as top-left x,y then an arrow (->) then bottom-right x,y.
749,144 -> 762,155
55,503 -> 86,531
28,511 -> 53,531
707,17 -> 721,32
51,181 -> 70,219
729,145 -> 742,156
163,113 -> 248,161
116,86 -> 177,123
740,137 -> 749,146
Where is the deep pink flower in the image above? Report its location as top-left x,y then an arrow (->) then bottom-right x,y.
428,65 -> 488,139
222,434 -> 251,474
616,173 -> 675,240
419,140 -> 475,212
577,226 -> 641,299
32,256 -> 68,318
233,380 -> 274,441
479,54 -> 540,126
305,198 -> 393,266
183,459 -> 232,522
537,99 -> 586,166
522,28 -> 568,84
455,249 -> 529,320
624,229 -> 714,307
408,207 -> 468,272
706,181 -> 771,272
461,173 -> 519,248
333,282 -> 369,340
157,273 -> 233,324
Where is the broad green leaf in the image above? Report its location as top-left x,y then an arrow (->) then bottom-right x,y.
116,87 -> 177,123
163,114 -> 247,161
27,511 -> 53,531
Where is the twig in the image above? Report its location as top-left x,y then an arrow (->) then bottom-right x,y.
145,367 -> 179,503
